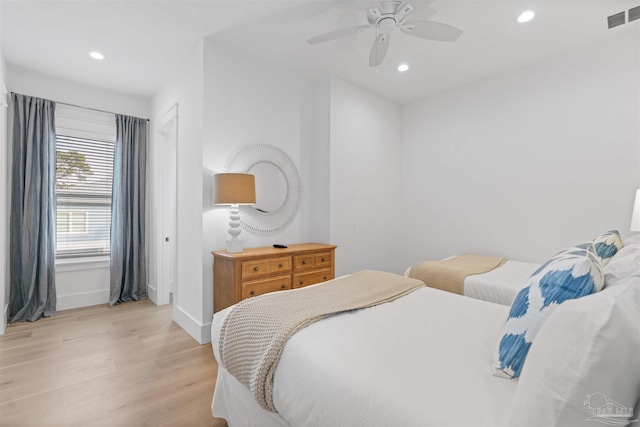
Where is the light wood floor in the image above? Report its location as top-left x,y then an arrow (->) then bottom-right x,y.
0,300 -> 227,427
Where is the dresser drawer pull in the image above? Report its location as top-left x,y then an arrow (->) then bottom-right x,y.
253,267 -> 259,272
279,263 -> 284,268
281,284 -> 287,289
302,261 -> 306,265
323,276 -> 327,280
299,281 -> 304,285
321,258 -> 326,262
250,290 -> 255,295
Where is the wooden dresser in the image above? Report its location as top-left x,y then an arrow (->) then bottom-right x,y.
212,243 -> 337,313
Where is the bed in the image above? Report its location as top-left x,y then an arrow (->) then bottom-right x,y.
211,238 -> 640,427
404,259 -> 540,306
212,284 -> 517,426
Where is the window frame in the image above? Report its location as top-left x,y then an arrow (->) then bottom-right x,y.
54,105 -> 116,264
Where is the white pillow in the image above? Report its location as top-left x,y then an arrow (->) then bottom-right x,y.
493,245 -> 604,379
508,280 -> 640,426
604,240 -> 640,287
624,234 -> 640,245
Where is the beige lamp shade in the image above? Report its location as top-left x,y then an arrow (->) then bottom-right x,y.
214,173 -> 256,205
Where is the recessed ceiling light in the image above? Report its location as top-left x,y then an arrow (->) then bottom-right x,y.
517,11 -> 535,23
89,51 -> 105,60
397,63 -> 409,72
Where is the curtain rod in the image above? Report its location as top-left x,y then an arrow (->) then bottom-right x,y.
10,91 -> 149,121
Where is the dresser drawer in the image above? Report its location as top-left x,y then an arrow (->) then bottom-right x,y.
294,254 -> 315,270
294,269 -> 333,289
314,252 -> 332,268
267,256 -> 292,275
242,259 -> 269,280
242,275 -> 292,299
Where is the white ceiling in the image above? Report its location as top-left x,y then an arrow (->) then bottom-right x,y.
2,0 -> 638,104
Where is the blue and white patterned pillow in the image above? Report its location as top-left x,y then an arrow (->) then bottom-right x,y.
591,230 -> 623,267
493,245 -> 604,379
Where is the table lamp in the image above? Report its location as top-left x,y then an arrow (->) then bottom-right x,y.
214,173 -> 256,252
631,189 -> 640,232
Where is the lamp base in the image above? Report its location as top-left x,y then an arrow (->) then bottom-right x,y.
225,204 -> 243,253
226,239 -> 243,253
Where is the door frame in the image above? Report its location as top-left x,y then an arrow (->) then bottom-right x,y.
154,103 -> 178,306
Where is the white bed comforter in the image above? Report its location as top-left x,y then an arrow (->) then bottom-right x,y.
212,283 -> 518,427
464,260 -> 540,305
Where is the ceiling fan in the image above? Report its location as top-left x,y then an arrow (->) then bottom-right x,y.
306,1 -> 463,67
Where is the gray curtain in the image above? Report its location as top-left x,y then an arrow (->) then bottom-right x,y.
9,93 -> 57,322
109,114 -> 147,306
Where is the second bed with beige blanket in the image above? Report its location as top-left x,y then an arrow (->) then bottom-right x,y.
406,254 -> 541,305
408,254 -> 507,295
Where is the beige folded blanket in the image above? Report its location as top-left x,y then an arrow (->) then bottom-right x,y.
218,270 -> 424,412
409,254 -> 506,295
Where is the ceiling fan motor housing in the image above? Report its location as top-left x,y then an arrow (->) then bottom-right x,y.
380,1 -> 402,14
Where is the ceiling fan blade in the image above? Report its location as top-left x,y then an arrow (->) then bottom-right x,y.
335,11 -> 360,54
369,33 -> 390,67
401,20 -> 463,42
307,25 -> 372,44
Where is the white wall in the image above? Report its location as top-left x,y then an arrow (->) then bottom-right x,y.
0,0 -> 9,334
203,40 -> 330,337
329,77 -> 404,276
6,66 -> 150,312
150,41 -> 205,342
307,77 -> 331,244
8,66 -> 148,119
401,32 -> 640,265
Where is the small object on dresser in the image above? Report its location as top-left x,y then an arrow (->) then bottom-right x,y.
273,244 -> 288,249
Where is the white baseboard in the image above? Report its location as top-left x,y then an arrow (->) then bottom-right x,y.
173,304 -> 212,345
57,289 -> 110,311
0,304 -> 7,335
148,283 -> 158,305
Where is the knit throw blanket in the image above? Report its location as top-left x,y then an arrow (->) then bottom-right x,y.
218,270 -> 425,412
408,254 -> 506,295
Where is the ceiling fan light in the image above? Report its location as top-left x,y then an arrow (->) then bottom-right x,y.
397,64 -> 409,72
517,11 -> 535,23
378,17 -> 396,34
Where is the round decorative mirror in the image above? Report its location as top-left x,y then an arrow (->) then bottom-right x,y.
248,162 -> 287,214
224,144 -> 302,236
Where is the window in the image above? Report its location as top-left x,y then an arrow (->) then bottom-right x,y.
55,135 -> 115,258
55,105 -> 116,259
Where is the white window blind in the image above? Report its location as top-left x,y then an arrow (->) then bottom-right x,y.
57,212 -> 88,234
55,105 -> 116,259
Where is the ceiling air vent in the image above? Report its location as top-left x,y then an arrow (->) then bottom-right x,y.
607,6 -> 640,29
607,11 -> 626,29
